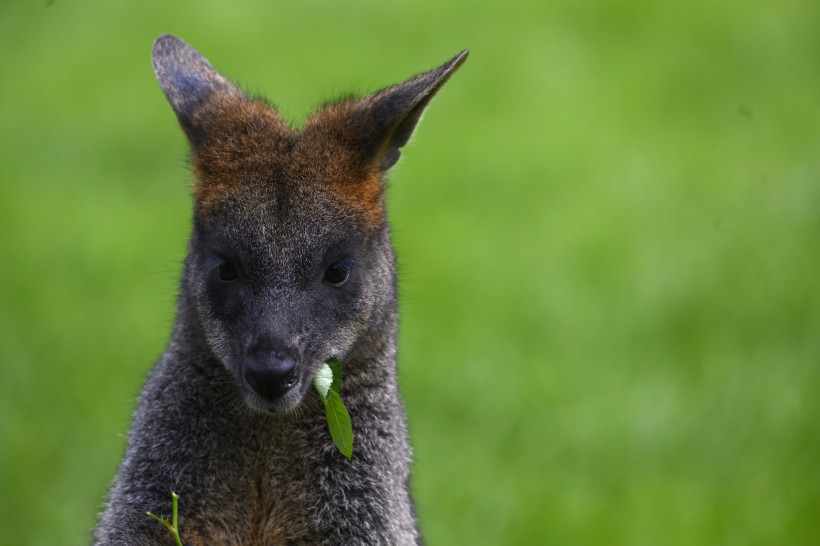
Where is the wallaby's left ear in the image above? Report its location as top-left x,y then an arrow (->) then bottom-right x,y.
358,49 -> 469,171
152,34 -> 247,144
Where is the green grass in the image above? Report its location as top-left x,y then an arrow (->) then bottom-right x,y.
1,0 -> 818,544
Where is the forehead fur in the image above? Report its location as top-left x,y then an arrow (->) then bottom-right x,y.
191,91 -> 384,229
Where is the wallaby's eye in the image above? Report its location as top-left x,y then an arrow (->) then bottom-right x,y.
204,255 -> 238,284
324,259 -> 354,287
217,261 -> 237,282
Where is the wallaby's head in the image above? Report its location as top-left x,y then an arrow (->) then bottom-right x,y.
152,35 -> 466,413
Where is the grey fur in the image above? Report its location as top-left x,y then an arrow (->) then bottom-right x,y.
93,35 -> 466,545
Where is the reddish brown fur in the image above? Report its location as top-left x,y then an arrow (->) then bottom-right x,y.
190,92 -> 385,228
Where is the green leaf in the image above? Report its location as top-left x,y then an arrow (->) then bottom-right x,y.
313,362 -> 333,400
327,358 -> 343,395
323,389 -> 353,458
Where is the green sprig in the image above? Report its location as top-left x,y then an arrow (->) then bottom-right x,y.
147,491 -> 184,546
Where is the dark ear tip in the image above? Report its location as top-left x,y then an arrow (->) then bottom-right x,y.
152,34 -> 183,59
153,33 -> 181,48
448,49 -> 470,70
151,34 -> 197,73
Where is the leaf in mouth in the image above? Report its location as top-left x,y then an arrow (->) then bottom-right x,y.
314,358 -> 353,458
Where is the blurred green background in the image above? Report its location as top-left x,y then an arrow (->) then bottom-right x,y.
1,0 -> 818,544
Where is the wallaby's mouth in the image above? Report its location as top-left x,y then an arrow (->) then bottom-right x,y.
240,372 -> 307,414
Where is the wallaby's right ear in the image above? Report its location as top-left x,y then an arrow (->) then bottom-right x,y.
152,35 -> 245,142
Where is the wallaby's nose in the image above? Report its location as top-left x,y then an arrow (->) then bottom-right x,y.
244,337 -> 298,402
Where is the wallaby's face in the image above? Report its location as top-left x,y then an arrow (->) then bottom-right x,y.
153,36 -> 466,413
186,171 -> 394,413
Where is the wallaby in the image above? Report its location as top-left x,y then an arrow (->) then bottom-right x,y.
92,35 -> 466,545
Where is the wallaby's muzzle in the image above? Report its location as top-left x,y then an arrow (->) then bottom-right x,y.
243,335 -> 299,403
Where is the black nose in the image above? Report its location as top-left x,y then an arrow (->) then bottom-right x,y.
244,338 -> 298,402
